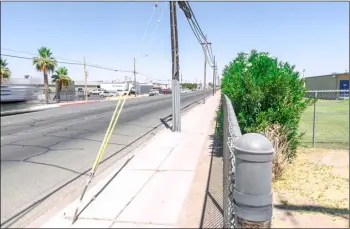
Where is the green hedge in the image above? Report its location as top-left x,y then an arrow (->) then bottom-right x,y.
221,50 -> 313,158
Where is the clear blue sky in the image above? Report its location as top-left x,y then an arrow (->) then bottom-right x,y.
1,2 -> 349,84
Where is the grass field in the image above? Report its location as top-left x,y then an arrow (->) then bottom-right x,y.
299,99 -> 349,149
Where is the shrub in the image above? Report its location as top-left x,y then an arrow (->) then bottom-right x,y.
215,96 -> 224,137
265,124 -> 292,180
221,50 -> 313,159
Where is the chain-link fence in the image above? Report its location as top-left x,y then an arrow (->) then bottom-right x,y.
35,88 -> 93,104
301,90 -> 349,150
222,94 -> 241,228
222,94 -> 274,228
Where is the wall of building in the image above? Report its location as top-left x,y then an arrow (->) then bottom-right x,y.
305,75 -> 337,90
139,84 -> 153,94
336,74 -> 350,90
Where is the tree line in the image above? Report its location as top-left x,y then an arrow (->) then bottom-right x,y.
1,46 -> 73,104
181,82 -> 198,90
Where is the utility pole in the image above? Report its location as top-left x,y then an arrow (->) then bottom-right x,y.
181,73 -> 183,85
170,1 -> 181,132
84,57 -> 88,103
201,35 -> 211,104
217,73 -> 220,91
212,55 -> 216,96
133,58 -> 137,96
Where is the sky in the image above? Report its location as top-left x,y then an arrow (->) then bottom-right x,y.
1,2 -> 349,84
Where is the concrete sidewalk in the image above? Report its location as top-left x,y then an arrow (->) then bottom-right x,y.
41,93 -> 221,228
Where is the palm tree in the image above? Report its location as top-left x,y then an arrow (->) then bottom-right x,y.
51,66 -> 72,102
32,47 -> 57,104
0,58 -> 11,83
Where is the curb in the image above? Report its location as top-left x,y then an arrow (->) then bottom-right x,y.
1,104 -> 60,117
60,100 -> 100,106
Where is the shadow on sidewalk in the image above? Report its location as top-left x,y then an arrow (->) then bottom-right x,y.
200,131 -> 224,228
274,202 -> 350,220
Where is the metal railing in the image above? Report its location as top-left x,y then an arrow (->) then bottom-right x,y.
222,94 -> 274,228
302,89 -> 349,149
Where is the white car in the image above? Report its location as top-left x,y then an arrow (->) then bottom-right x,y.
89,89 -> 104,95
99,91 -> 118,97
149,89 -> 159,96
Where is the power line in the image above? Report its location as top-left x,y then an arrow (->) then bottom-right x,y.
145,2 -> 165,52
1,47 -> 97,66
140,1 -> 159,47
178,1 -> 214,66
2,52 -> 168,85
1,53 -> 134,73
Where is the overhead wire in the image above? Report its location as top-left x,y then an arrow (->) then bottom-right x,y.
183,13 -> 213,67
1,47 -> 97,66
140,1 -> 158,48
145,2 -> 165,53
70,5 -> 163,222
178,1 -> 214,67
1,53 -> 134,73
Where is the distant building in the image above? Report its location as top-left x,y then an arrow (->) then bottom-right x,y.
305,72 -> 350,91
100,82 -> 129,92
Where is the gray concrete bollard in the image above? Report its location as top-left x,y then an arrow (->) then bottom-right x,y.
233,133 -> 274,228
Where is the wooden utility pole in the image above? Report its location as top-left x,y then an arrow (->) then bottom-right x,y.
170,1 -> 181,132
212,55 -> 216,96
201,35 -> 211,104
84,57 -> 88,103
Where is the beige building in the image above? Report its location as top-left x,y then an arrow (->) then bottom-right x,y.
305,72 -> 350,91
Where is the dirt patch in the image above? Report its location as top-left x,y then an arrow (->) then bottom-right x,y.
272,148 -> 349,228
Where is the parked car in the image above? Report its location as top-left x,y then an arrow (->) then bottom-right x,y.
149,89 -> 159,96
89,89 -> 104,95
78,89 -> 90,98
162,88 -> 172,95
99,91 -> 118,97
128,88 -> 139,96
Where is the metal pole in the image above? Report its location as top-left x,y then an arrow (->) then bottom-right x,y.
170,1 -> 181,132
312,90 -> 317,147
133,58 -> 137,97
84,57 -> 88,103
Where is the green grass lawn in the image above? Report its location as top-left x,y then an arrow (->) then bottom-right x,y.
299,99 -> 349,150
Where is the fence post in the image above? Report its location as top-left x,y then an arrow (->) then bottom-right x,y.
233,133 -> 274,228
312,90 -> 317,147
223,96 -> 230,228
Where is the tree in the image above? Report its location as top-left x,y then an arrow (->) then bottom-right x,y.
33,47 -> 57,104
221,49 -> 313,159
181,83 -> 197,90
51,66 -> 72,102
0,58 -> 11,83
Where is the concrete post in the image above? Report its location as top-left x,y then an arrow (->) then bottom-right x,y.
233,133 -> 274,228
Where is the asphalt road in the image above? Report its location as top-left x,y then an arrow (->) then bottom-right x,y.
0,91 -> 210,228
